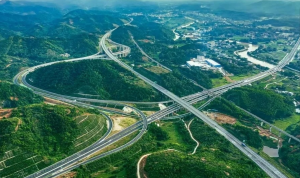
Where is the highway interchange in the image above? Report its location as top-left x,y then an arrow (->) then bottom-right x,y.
13,21 -> 300,177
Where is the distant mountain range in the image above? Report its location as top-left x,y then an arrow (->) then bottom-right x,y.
207,0 -> 300,16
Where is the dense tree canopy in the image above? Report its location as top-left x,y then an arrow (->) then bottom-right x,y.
0,82 -> 43,108
223,87 -> 294,122
0,104 -> 79,157
27,60 -> 165,102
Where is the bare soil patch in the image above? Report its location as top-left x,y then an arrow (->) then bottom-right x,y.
143,111 -> 156,116
0,109 -> 13,120
142,56 -> 149,62
111,116 -> 137,134
57,172 -> 77,178
206,112 -> 236,125
15,119 -> 22,132
139,155 -> 149,178
111,116 -> 125,133
225,76 -> 234,83
10,97 -> 19,101
139,39 -> 153,43
44,97 -> 70,106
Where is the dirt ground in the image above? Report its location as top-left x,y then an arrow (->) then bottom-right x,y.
111,116 -> 137,134
10,97 -> 19,101
143,111 -> 156,116
111,117 -> 124,132
206,112 -> 236,125
44,97 -> 71,106
142,56 -> 149,62
14,119 -> 22,132
257,126 -> 272,137
57,172 -> 77,178
224,76 -> 234,83
257,126 -> 283,147
139,156 -> 149,178
139,39 -> 153,43
0,109 -> 13,120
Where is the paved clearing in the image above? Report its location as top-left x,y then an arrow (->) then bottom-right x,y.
263,146 -> 279,157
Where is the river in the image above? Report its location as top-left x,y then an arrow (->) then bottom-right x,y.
173,29 -> 180,41
173,22 -> 195,41
235,42 -> 275,69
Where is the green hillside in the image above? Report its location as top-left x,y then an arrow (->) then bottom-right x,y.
26,60 -> 165,102
0,82 -> 43,108
73,119 -> 267,178
0,34 -> 99,81
144,119 -> 268,178
0,104 -> 108,178
223,87 -> 295,122
280,123 -> 300,176
111,22 -> 174,46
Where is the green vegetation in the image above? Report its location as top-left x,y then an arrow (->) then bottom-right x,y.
0,104 -> 107,178
144,119 -> 267,178
280,134 -> 300,177
0,34 -> 99,63
249,41 -> 291,64
1,104 -> 79,157
148,123 -> 169,141
212,56 -> 263,75
212,77 -> 230,87
72,118 -> 268,178
27,60 -> 165,101
0,82 -> 43,108
159,44 -> 207,66
72,115 -> 108,154
0,9 -> 126,81
135,67 -> 201,97
274,114 -> 300,131
223,87 -> 295,122
224,125 -> 263,149
111,22 -> 174,46
47,10 -> 124,38
206,98 -> 259,127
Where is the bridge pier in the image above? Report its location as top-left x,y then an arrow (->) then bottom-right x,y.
261,122 -> 264,127
278,132 -> 281,137
288,137 -> 291,143
269,126 -> 272,132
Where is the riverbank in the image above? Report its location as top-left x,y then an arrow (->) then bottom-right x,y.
235,42 -> 275,69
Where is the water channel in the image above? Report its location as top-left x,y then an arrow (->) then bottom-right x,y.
235,42 -> 276,69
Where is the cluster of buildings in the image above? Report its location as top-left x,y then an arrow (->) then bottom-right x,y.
186,55 -> 222,69
60,53 -> 70,58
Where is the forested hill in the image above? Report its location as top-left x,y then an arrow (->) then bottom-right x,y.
111,22 -> 174,46
0,8 -> 128,81
0,103 -> 108,177
223,87 -> 295,122
50,10 -> 124,36
0,104 -> 79,156
26,60 -> 166,102
0,82 -> 43,108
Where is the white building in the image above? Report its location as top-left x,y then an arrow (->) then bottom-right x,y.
187,61 -> 206,68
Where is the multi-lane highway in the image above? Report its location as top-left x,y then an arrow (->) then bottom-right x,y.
17,22 -> 300,178
100,27 -> 300,178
